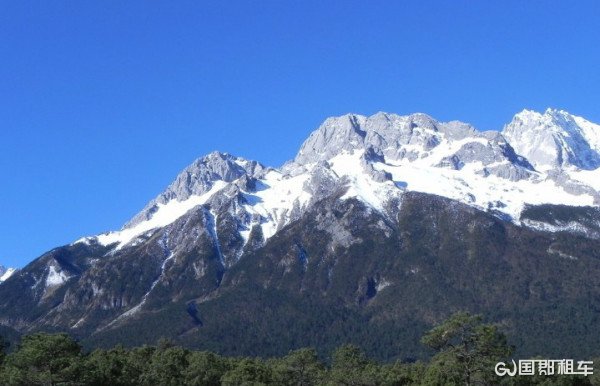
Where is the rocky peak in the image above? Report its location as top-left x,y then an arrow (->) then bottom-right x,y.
502,109 -> 600,171
124,151 -> 266,229
294,114 -> 368,165
292,112 -> 533,182
294,112 -> 475,165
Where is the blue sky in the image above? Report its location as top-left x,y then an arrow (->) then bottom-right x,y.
1,1 -> 599,267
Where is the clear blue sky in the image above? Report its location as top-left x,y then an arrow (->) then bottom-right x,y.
1,1 -> 599,268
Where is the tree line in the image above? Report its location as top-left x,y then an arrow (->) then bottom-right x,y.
0,312 -> 596,385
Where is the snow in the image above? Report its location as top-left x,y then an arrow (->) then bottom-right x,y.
0,267 -> 16,282
568,169 -> 600,191
240,170 -> 313,241
504,109 -> 600,171
522,219 -> 595,236
328,151 -> 400,212
375,157 -> 594,222
92,181 -> 227,249
74,237 -> 91,245
98,142 -> 596,253
572,115 -> 600,152
146,252 -> 175,297
238,227 -> 252,244
71,316 -> 87,329
46,265 -> 69,287
205,209 -> 224,265
30,275 -> 43,290
376,279 -> 391,292
234,159 -> 249,167
322,149 -> 594,224
414,137 -> 488,167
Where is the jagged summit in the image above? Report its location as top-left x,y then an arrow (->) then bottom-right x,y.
503,108 -> 600,171
73,108 -> 600,253
292,111 -> 534,182
293,112 -> 478,165
124,151 -> 267,229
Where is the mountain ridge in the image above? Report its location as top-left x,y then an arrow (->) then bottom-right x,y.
1,107 -> 600,360
74,108 -> 600,253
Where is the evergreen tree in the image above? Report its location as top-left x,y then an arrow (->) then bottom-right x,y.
220,357 -> 273,385
83,346 -> 130,386
184,351 -> 230,386
270,347 -> 325,385
379,361 -> 426,386
140,346 -> 189,386
122,345 -> 155,385
327,344 -> 381,386
421,312 -> 512,386
2,333 -> 83,386
0,335 -> 8,365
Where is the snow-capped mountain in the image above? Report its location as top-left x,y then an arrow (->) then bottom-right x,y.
76,109 -> 600,254
2,108 -> 600,359
0,265 -> 16,283
503,108 -> 600,172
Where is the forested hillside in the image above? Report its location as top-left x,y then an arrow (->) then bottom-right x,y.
0,313 -> 596,386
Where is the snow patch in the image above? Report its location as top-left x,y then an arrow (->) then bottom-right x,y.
241,170 -> 313,241
46,265 -> 69,287
328,151 -> 402,211
521,219 -> 597,236
376,279 -> 391,292
204,209 -> 224,266
573,115 -> 600,153
568,169 -> 600,191
71,316 -> 87,329
90,181 -> 227,249
375,157 -> 594,223
0,267 -> 16,282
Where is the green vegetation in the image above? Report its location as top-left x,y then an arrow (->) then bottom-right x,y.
420,312 -> 512,385
0,312 -> 596,385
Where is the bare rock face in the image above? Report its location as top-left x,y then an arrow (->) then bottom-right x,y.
503,109 -> 600,171
294,114 -> 368,164
125,152 -> 267,228
292,112 -> 536,184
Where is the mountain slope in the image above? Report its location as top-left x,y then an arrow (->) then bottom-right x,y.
1,108 -> 599,360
